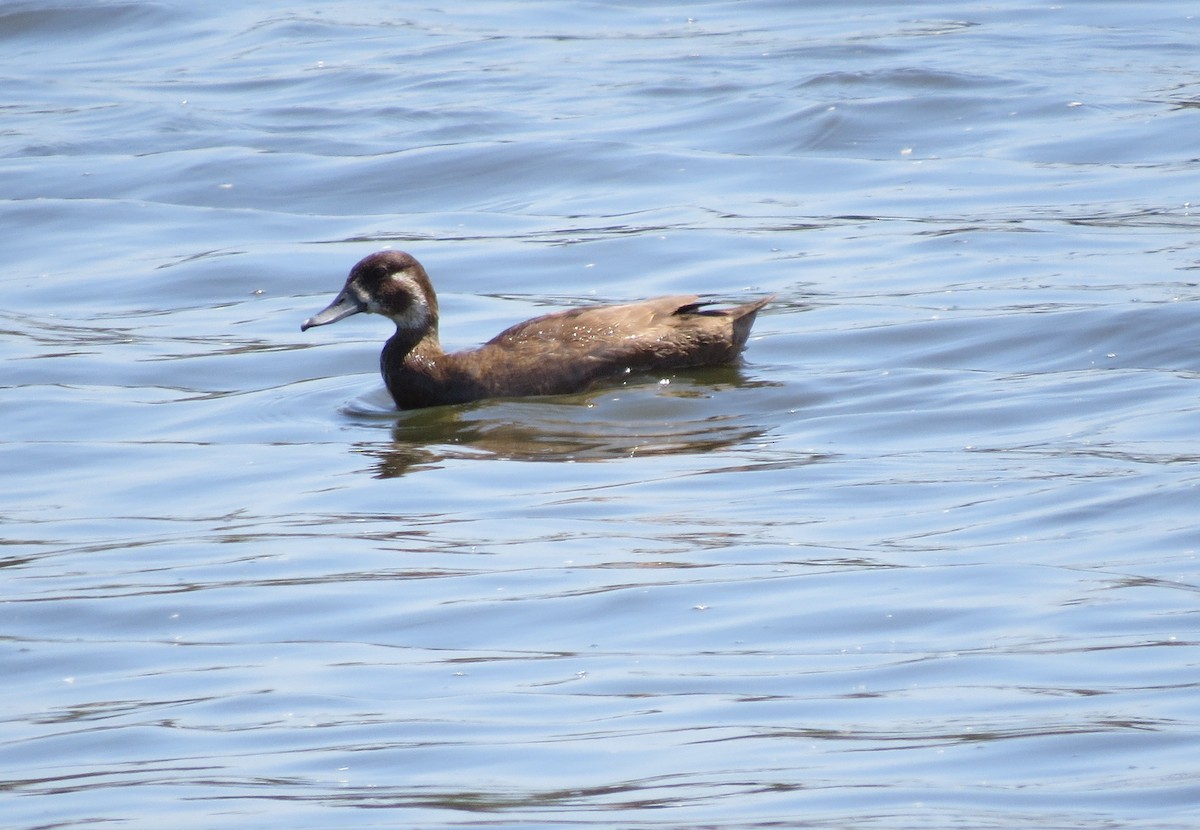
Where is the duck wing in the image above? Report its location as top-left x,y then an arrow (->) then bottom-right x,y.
484,295 -> 704,350
443,295 -> 767,398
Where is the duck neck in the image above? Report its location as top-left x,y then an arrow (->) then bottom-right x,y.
384,322 -> 441,358
381,326 -> 449,410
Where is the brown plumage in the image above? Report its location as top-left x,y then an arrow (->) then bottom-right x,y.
302,251 -> 771,410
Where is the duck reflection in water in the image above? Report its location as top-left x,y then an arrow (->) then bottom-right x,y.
354,376 -> 784,477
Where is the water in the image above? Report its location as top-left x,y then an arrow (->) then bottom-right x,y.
3,2 -> 1200,828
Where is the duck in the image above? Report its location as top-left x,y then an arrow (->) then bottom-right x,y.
302,251 -> 771,410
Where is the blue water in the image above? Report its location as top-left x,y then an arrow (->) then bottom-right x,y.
4,2 -> 1200,828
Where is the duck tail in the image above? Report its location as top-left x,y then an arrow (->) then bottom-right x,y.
729,295 -> 773,350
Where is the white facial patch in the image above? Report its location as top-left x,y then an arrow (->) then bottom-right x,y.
375,271 -> 432,331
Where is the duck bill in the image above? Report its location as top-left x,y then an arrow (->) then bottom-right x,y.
301,289 -> 365,331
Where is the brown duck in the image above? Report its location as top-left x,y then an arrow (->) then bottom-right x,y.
302,251 -> 771,410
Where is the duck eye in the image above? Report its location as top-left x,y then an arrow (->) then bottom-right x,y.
365,267 -> 394,286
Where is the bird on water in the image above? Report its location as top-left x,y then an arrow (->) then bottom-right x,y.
302,251 -> 771,410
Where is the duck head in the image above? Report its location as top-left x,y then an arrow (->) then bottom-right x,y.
301,251 -> 439,337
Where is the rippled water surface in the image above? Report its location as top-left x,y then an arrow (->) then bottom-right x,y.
4,2 -> 1200,828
